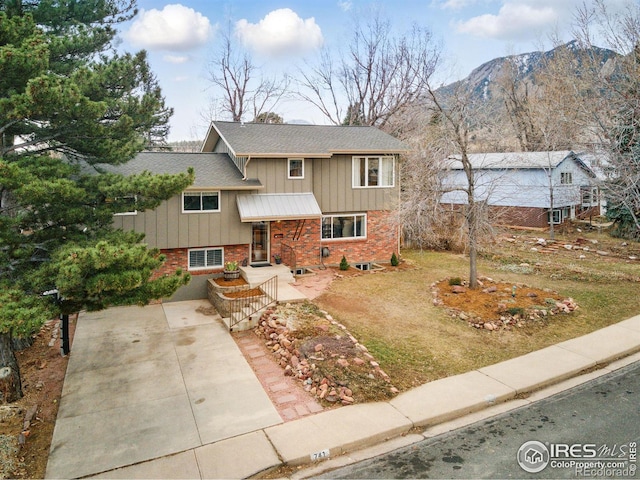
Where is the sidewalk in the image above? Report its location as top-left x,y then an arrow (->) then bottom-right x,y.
46,306 -> 640,479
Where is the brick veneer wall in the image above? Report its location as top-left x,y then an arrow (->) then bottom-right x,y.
272,210 -> 399,267
153,243 -> 249,279
492,206 -> 550,228
154,210 -> 399,279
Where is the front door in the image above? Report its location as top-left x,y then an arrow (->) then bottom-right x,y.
251,222 -> 269,264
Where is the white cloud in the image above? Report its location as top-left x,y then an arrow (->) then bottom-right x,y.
455,2 -> 558,40
235,8 -> 324,58
163,54 -> 190,64
434,0 -> 478,10
338,1 -> 353,12
125,4 -> 212,51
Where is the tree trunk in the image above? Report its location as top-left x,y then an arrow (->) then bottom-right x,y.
0,332 -> 23,403
467,205 -> 479,289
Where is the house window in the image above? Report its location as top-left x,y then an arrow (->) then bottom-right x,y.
549,207 -> 570,225
560,172 -> 573,184
582,187 -> 597,205
353,156 -> 394,187
188,247 -> 223,270
113,195 -> 137,216
321,214 -> 366,240
288,158 -> 304,179
183,191 -> 220,212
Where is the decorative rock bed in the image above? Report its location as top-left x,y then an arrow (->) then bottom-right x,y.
253,306 -> 399,405
431,276 -> 579,331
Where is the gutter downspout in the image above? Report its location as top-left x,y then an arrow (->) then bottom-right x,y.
243,156 -> 251,180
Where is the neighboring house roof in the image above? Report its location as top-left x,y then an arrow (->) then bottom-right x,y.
202,121 -> 410,158
236,193 -> 322,222
97,151 -> 262,189
447,150 -> 583,170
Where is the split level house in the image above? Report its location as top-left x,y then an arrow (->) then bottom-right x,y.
440,150 -> 603,229
108,121 -> 408,300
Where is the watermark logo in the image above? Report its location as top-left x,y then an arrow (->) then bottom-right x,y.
517,440 -> 637,477
517,440 -> 550,473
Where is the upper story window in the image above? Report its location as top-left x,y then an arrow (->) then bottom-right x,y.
183,191 -> 220,213
560,172 -> 573,184
288,158 -> 304,179
353,156 -> 394,188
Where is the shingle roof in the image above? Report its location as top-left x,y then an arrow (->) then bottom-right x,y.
97,152 -> 262,189
204,121 -> 410,157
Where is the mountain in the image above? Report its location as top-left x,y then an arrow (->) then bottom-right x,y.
439,40 -> 619,103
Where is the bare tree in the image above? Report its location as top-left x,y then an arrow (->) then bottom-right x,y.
297,12 -> 440,130
421,82 -> 487,289
569,0 -> 640,238
206,26 -> 289,123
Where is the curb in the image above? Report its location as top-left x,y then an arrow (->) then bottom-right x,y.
257,314 -> 640,476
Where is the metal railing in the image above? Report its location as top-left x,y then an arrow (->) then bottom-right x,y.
227,275 -> 278,330
280,242 -> 296,270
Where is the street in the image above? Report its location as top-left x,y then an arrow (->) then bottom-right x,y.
316,361 -> 640,479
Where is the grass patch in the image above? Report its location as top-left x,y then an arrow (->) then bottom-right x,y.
315,235 -> 640,392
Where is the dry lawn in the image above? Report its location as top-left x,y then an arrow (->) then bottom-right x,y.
315,229 -> 640,391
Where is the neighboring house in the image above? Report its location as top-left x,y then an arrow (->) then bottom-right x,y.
440,150 -> 602,228
109,121 -> 408,299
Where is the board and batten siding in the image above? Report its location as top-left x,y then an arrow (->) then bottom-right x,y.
244,157 -> 314,194
244,155 -> 398,212
112,190 -> 251,249
312,154 -> 398,212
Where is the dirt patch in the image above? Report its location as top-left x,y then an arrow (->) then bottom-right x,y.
433,277 -> 577,330
0,317 -> 76,479
212,276 -> 247,287
224,288 -> 264,298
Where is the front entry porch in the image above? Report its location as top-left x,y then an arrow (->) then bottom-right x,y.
240,265 -> 306,304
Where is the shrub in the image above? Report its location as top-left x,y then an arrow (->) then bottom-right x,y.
339,255 -> 350,271
448,277 -> 462,286
507,307 -> 526,317
224,260 -> 238,271
390,252 -> 399,266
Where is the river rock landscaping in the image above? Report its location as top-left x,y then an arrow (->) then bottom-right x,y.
253,303 -> 399,405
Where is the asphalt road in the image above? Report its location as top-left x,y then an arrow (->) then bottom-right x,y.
316,361 -> 640,479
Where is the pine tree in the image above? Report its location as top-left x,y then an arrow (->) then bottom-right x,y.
0,1 -> 193,401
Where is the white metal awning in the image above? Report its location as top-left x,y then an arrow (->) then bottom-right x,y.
236,193 -> 322,222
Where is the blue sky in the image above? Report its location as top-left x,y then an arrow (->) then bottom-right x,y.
115,0 -> 633,141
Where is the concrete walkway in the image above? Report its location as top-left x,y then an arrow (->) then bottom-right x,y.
46,307 -> 640,479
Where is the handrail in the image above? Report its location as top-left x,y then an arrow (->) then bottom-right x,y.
280,242 -> 296,270
227,275 -> 278,330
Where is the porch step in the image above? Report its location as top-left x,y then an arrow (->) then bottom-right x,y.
240,264 -> 295,287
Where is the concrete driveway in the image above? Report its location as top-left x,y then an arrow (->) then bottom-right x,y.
45,300 -> 283,479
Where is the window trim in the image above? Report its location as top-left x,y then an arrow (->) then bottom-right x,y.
182,190 -> 221,213
187,247 -> 224,271
352,156 -> 395,188
113,195 -> 138,216
321,213 -> 367,241
288,158 -> 304,179
560,172 -> 573,185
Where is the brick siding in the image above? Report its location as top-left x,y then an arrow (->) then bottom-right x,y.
155,210 -> 399,278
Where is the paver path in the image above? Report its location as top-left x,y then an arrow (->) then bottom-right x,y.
234,330 -> 324,421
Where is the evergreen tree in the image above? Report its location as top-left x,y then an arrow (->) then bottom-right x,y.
0,1 -> 193,401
